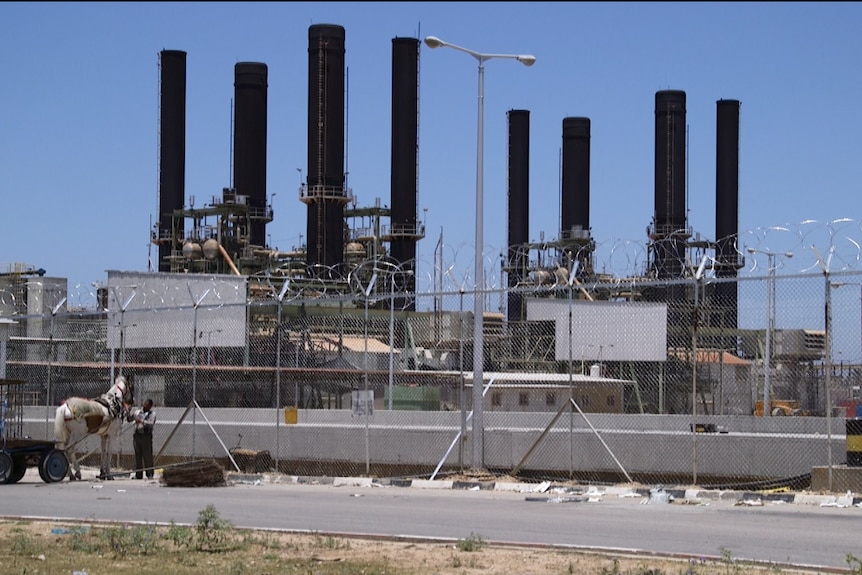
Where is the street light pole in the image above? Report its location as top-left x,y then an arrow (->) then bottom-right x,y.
275,279 -> 290,474
187,284 -> 211,459
110,285 -> 137,382
362,273 -> 377,476
389,278 -> 395,411
388,270 -> 413,411
747,248 -> 792,416
424,35 -> 535,469
446,268 -> 468,469
566,262 -> 579,479
45,297 -> 66,436
825,277 -> 835,490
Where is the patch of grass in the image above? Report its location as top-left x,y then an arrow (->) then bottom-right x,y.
194,504 -> 235,551
240,530 -> 281,549
9,530 -> 42,556
0,516 -> 843,575
456,531 -> 485,552
96,523 -> 162,557
164,520 -> 195,550
312,533 -> 351,550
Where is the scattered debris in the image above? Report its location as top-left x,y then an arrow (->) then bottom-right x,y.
51,527 -> 89,535
648,487 -> 671,504
585,486 -> 606,497
618,491 -> 643,499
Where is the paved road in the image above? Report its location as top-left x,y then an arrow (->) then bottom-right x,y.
2,470 -> 860,571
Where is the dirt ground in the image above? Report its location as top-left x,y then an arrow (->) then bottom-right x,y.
0,517 -> 828,575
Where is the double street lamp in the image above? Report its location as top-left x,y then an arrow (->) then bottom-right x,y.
747,247 -> 793,416
424,35 -> 535,468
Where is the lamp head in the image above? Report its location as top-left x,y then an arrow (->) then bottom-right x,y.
517,54 -> 537,67
424,36 -> 445,49
785,252 -> 794,258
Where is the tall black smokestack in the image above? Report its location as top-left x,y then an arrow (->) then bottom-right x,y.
650,90 -> 687,331
652,89 -> 687,279
305,24 -> 346,270
561,117 -> 591,272
233,62 -> 268,248
507,109 -> 530,325
157,50 -> 187,272
390,36 -> 419,307
714,99 -> 741,347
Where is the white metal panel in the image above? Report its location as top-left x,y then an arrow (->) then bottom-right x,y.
526,298 -> 667,362
106,271 -> 247,349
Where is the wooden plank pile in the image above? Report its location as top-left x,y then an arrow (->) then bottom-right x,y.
229,448 -> 273,473
161,459 -> 226,487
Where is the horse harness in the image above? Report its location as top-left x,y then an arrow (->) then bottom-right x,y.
94,394 -> 123,418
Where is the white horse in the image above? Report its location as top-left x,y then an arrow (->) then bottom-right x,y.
54,375 -> 134,481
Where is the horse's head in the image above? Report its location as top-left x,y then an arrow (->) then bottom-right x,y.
114,375 -> 135,406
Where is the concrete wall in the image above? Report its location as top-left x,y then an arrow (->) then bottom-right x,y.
21,407 -> 850,481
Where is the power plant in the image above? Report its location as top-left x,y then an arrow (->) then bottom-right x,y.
8,21 -> 862,494
0,23 -> 758,418
150,26 -> 426,306
149,24 -> 742,313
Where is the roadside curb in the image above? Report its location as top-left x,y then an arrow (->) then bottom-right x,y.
226,473 -> 862,508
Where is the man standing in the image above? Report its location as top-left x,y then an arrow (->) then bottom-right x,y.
128,398 -> 156,479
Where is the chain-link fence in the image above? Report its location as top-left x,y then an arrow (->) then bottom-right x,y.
3,221 -> 862,489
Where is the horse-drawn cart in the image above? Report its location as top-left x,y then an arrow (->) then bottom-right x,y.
1,378 -> 69,484
0,438 -> 69,484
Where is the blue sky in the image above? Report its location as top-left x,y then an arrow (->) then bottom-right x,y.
2,2 -> 861,294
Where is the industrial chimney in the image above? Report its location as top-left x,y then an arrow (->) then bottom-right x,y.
561,116 -> 592,274
157,50 -> 187,272
714,99 -> 741,348
304,24 -> 348,271
649,90 -> 688,329
507,109 -> 530,325
651,89 -> 687,279
233,62 -> 268,248
389,36 -> 420,308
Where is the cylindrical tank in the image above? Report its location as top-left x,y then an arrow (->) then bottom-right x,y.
182,242 -> 202,260
554,267 -> 568,285
344,242 -> 365,258
531,270 -> 552,285
306,24 -> 346,270
158,50 -> 187,272
202,238 -> 220,261
234,62 -> 268,248
507,109 -> 530,324
561,117 -> 590,236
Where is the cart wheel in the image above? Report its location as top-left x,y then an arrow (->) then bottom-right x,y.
0,451 -> 12,484
38,449 -> 69,483
7,456 -> 27,484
